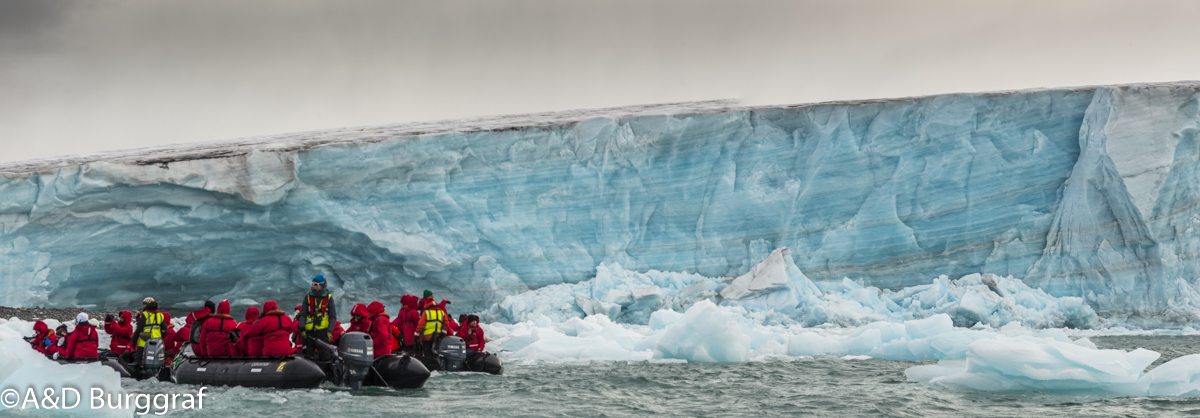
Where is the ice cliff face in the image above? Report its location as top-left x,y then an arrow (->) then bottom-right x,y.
4,83 -> 1200,322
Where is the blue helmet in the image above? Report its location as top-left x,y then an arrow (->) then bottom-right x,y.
312,275 -> 327,286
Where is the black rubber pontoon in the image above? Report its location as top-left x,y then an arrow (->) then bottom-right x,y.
365,354 -> 432,388
168,333 -> 430,389
170,345 -> 326,389
172,356 -> 327,388
57,337 -> 167,381
411,335 -> 503,375
333,332 -> 430,389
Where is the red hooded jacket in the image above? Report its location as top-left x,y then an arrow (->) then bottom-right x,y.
246,301 -> 295,357
66,322 -> 99,358
200,300 -> 238,357
391,295 -> 421,347
161,312 -> 176,354
332,321 -> 344,344
366,301 -> 393,358
234,307 -> 259,357
103,311 -> 133,354
163,312 -> 176,355
348,303 -> 371,333
45,328 -> 68,358
30,321 -> 55,354
187,307 -> 212,356
174,316 -> 193,354
457,323 -> 486,352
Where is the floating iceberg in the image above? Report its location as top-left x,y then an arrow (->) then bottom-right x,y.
486,298 -> 1089,365
486,247 -> 1101,330
906,333 -> 1200,397
0,318 -> 125,417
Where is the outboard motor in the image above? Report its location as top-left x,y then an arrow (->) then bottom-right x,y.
335,332 -> 375,389
438,336 -> 468,372
139,338 -> 165,379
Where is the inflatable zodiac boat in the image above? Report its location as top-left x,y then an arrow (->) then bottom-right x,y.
170,332 -> 430,389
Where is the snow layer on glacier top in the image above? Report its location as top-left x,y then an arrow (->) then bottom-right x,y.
4,81 -> 1194,175
0,100 -> 736,175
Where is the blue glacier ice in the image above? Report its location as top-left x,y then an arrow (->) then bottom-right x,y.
5,82 -> 1200,326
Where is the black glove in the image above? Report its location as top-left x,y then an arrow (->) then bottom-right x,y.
105,314 -> 114,322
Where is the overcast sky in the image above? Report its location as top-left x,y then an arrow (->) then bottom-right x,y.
2,0 -> 1199,163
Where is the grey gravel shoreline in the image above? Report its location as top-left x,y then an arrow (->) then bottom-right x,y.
0,306 -> 122,325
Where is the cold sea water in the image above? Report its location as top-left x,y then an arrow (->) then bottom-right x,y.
79,335 -> 1198,418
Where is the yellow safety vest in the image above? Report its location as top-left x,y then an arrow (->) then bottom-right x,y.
137,311 -> 163,347
305,294 -> 330,331
422,309 -> 445,336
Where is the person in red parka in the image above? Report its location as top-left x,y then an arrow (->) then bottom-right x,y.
457,314 -> 486,353
445,313 -> 460,336
200,300 -> 238,357
187,301 -> 215,343
331,321 -> 344,344
29,320 -> 56,354
246,301 -> 295,357
64,313 -> 99,359
366,301 -> 393,358
45,325 -> 69,359
233,307 -> 259,357
348,303 -> 371,333
174,315 -> 193,354
161,312 -> 176,358
417,290 -> 448,313
186,301 -> 215,356
103,311 -> 133,355
392,295 -> 421,350
455,314 -> 468,335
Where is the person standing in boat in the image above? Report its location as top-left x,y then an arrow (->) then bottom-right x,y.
392,295 -> 420,351
126,298 -> 164,365
417,290 -> 448,313
298,275 -> 337,358
415,298 -> 447,356
103,310 -> 133,356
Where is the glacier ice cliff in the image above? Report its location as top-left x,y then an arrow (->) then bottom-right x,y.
6,82 -> 1200,323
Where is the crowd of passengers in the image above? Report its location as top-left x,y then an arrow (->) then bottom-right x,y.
27,275 -> 485,363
